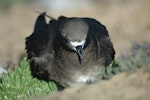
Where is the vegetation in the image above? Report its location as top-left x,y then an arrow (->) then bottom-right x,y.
104,44 -> 150,79
0,58 -> 57,100
0,0 -> 33,10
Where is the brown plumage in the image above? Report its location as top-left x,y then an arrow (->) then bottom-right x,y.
25,12 -> 115,89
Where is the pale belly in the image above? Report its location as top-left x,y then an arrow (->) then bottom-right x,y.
67,66 -> 105,87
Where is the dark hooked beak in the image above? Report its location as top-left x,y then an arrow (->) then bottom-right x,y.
75,45 -> 83,64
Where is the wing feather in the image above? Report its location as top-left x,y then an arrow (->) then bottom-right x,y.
25,12 -> 58,80
83,18 -> 115,66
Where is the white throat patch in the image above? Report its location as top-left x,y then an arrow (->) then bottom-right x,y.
70,39 -> 86,50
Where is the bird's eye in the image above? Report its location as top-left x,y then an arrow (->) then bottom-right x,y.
60,31 -> 67,37
62,33 -> 68,38
64,34 -> 67,37
62,33 -> 67,37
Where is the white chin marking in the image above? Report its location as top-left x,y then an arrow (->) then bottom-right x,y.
70,39 -> 86,49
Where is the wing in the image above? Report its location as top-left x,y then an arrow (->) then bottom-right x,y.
26,12 -> 55,58
83,18 -> 115,66
25,12 -> 58,80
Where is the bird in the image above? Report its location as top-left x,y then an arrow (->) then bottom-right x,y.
25,12 -> 115,89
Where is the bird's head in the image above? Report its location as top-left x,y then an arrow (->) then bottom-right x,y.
59,18 -> 89,63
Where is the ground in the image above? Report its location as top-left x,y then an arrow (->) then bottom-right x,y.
0,0 -> 149,100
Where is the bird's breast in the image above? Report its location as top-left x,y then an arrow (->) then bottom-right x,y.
52,43 -> 105,87
53,49 -> 105,87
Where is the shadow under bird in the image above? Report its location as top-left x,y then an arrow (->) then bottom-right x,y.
25,12 -> 115,89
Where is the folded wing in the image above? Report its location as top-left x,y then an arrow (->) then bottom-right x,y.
25,12 -> 58,80
83,18 -> 115,66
